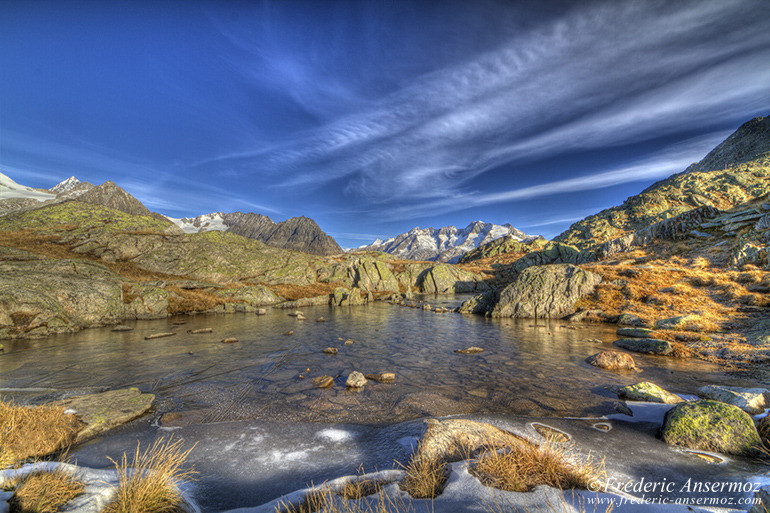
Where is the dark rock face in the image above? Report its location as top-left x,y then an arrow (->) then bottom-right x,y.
76,181 -> 156,217
556,117 -> 770,249
257,215 -> 343,256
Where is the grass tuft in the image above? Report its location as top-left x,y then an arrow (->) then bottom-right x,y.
103,438 -> 196,513
398,453 -> 448,499
8,467 -> 85,513
275,485 -> 417,513
0,399 -> 82,468
468,437 -> 605,494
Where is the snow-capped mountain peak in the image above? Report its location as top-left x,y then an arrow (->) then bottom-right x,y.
0,171 -> 56,201
358,221 -> 532,263
50,176 -> 81,194
165,212 -> 229,234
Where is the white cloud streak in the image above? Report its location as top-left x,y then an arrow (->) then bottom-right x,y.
209,0 -> 768,213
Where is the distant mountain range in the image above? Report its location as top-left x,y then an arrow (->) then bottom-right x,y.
359,221 -> 532,263
0,173 -> 343,256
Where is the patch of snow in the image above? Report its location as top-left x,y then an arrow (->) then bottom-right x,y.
165,212 -> 229,234
315,428 -> 354,442
0,172 -> 56,201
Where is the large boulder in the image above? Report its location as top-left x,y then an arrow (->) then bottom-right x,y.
490,264 -> 602,318
414,419 -> 529,464
0,259 -> 124,338
660,400 -> 762,456
697,385 -> 770,414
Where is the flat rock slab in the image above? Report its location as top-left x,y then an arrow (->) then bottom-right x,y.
614,338 -> 672,355
616,327 -> 654,338
617,382 -> 683,404
455,346 -> 484,354
416,418 -> 530,464
57,388 -> 155,442
144,332 -> 176,340
698,385 -> 770,414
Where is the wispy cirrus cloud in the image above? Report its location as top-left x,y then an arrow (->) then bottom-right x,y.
207,0 -> 769,211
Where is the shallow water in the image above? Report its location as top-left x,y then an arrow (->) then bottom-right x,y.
2,298 -> 768,510
0,298 -> 758,424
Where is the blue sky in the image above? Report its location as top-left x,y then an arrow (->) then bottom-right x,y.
1,0 -> 768,247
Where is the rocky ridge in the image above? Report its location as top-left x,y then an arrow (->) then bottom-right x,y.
166,212 -> 343,256
555,117 -> 770,250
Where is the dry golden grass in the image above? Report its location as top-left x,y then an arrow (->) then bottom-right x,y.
103,438 -> 196,513
265,282 -> 341,301
337,478 -> 386,500
275,485 -> 417,513
0,230 -> 187,283
165,286 -> 229,314
0,399 -> 82,468
469,438 -> 605,494
8,467 -> 85,513
398,453 -> 448,499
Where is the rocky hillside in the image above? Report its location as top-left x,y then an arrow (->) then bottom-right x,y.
76,180 -> 155,217
166,212 -> 343,256
556,117 -> 770,250
360,221 -> 530,263
0,201 -> 490,339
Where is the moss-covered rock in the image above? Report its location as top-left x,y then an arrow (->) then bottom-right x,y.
660,400 -> 762,456
617,382 -> 683,404
616,327 -> 654,338
57,388 -> 155,443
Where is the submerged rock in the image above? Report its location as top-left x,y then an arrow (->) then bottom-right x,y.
365,372 -> 396,383
585,351 -> 637,371
697,385 -> 770,414
322,347 -> 338,355
617,382 -> 683,404
189,328 -> 213,334
221,337 -> 239,344
613,338 -> 672,355
415,418 -> 529,464
312,375 -> 334,388
490,264 -> 602,318
111,325 -> 133,332
57,388 -> 155,442
144,332 -> 176,340
661,400 -> 762,456
455,347 -> 484,354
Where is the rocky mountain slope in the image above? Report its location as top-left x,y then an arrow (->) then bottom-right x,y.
360,221 -> 530,263
76,180 -> 155,217
166,212 -> 343,256
0,200 -> 490,339
556,117 -> 770,250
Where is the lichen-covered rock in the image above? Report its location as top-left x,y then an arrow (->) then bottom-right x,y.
418,264 -> 488,294
0,259 -> 124,339
697,385 -> 770,414
122,282 -> 169,320
490,264 -> 602,318
346,371 -> 367,388
586,351 -> 637,371
509,243 -> 592,274
458,290 -> 497,315
617,382 -> 683,404
614,338 -> 672,355
655,315 -> 700,330
212,285 -> 283,308
617,313 -> 648,327
661,400 -> 762,456
332,287 -> 366,306
57,388 -> 155,442
616,327 -> 654,338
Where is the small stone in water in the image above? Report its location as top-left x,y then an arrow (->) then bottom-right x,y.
456,346 -> 484,354
344,339 -> 355,346
145,332 -> 175,340
323,347 -> 338,355
188,328 -> 213,334
365,372 -> 395,383
221,338 -> 239,344
284,331 -> 294,336
112,325 -> 133,332
313,375 -> 334,388
317,317 -> 325,322
346,371 -> 367,388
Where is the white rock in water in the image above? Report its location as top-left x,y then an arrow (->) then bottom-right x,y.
346,371 -> 367,388
698,385 -> 770,414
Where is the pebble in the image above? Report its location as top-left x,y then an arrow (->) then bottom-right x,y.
221,338 -> 239,344
144,332 -> 176,340
322,347 -> 338,355
455,346 -> 484,354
